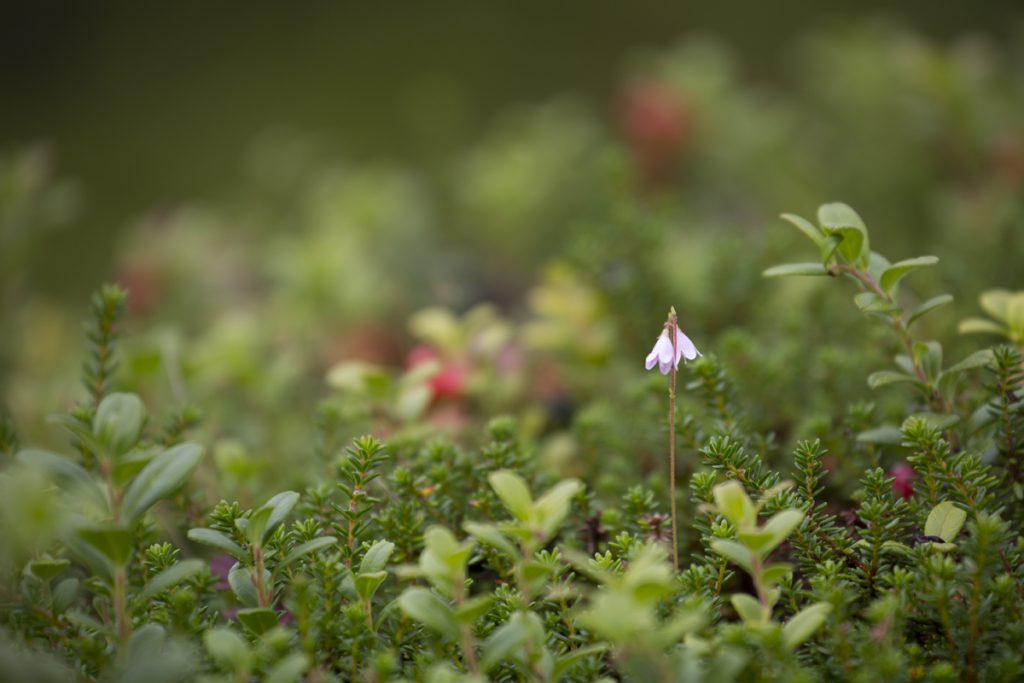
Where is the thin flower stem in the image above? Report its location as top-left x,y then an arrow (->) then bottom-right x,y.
667,310 -> 680,570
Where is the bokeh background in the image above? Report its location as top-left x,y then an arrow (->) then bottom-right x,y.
3,1 -> 1023,497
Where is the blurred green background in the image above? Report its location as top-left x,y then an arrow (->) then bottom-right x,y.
2,1 -> 1021,298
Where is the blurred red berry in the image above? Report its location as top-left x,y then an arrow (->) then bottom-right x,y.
407,344 -> 468,400
890,463 -> 916,499
618,81 -> 692,188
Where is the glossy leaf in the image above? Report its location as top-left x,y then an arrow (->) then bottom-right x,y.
783,603 -> 832,650
120,442 -> 203,523
908,294 -> 953,327
136,558 -> 206,602
879,255 -> 938,294
925,501 -> 967,543
187,527 -> 247,561
236,607 -> 278,635
398,587 -> 459,640
762,263 -> 829,278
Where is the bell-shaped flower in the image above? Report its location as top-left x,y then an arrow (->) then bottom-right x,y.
645,325 -> 701,375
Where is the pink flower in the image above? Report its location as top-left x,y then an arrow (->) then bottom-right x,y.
645,325 -> 700,375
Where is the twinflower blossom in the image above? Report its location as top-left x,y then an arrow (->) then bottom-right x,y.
645,325 -> 700,375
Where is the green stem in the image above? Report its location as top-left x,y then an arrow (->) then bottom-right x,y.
114,567 -> 130,642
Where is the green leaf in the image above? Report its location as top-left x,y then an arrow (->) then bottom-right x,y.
136,558 -> 206,602
958,318 -> 1009,336
16,449 -> 106,510
854,292 -> 900,314
938,349 -> 995,395
203,627 -> 250,671
856,426 -> 904,445
227,563 -> 263,608
782,602 -> 832,651
359,539 -> 395,573
26,558 -> 70,582
710,539 -> 754,574
488,470 -> 533,521
533,478 -> 583,538
77,525 -> 133,566
979,288 -> 1014,321
780,213 -> 824,247
481,611 -> 543,672
119,442 -> 203,523
236,607 -> 278,635
925,501 -> 967,543
398,587 -> 459,640
264,654 -> 310,683
908,294 -> 954,327
259,491 -> 300,539
552,645 -> 609,681
762,263 -> 829,278
760,563 -> 794,587
240,507 -> 274,547
93,393 -> 147,457
879,256 -> 938,294
52,577 -> 79,614
759,509 -> 805,553
354,571 -> 388,601
281,536 -> 337,568
818,202 -> 869,267
867,370 -> 921,390
464,522 -> 517,557
454,595 -> 494,624
730,594 -> 765,625
713,480 -> 756,528
64,533 -> 115,584
187,527 -> 247,561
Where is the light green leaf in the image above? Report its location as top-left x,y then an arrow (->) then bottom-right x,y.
780,213 -> 824,247
204,627 -> 250,671
488,470 -> 533,521
760,509 -> 805,553
713,480 -> 756,528
354,571 -> 388,601
280,536 -> 338,568
731,593 -> 765,625
925,501 -> 967,543
52,577 -> 79,614
762,263 -> 830,278
818,203 -> 869,267
187,528 -> 247,561
136,558 -> 205,602
879,256 -> 938,294
533,478 -> 583,538
760,563 -> 794,587
908,294 -> 954,327
398,587 -> 459,640
264,654 -> 310,683
979,289 -> 1014,321
710,539 -> 754,574
454,595 -> 494,624
236,607 -> 278,635
120,442 -> 203,523
958,318 -> 1009,336
782,602 -> 832,650
359,539 -> 395,573
16,449 -> 106,510
867,370 -> 921,390
481,611 -> 543,671
464,522 -> 517,557
854,292 -> 900,314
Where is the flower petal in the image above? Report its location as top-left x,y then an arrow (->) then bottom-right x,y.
675,326 -> 700,361
645,348 -> 659,370
658,357 -> 672,375
654,334 -> 674,365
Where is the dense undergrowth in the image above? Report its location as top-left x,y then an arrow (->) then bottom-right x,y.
1,200 -> 1023,682
2,22 -> 1024,683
